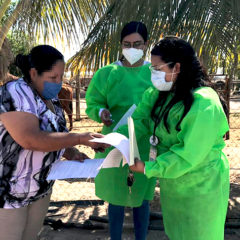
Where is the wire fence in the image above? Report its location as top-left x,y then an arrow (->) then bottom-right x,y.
59,75 -> 240,132
59,75 -> 240,173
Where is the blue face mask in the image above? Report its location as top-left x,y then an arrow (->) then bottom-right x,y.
42,81 -> 62,100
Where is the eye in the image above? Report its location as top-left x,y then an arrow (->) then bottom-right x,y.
122,42 -> 131,47
133,42 -> 143,48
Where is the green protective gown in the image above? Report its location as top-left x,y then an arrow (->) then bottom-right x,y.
127,86 -> 229,240
85,62 -> 156,207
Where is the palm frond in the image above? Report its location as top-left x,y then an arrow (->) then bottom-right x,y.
67,0 -> 240,76
12,0 -> 110,46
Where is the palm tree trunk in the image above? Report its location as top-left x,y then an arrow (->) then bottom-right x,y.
0,0 -> 11,22
0,0 -> 31,50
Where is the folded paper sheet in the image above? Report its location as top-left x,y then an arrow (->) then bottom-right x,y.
128,116 -> 140,166
112,104 -> 136,131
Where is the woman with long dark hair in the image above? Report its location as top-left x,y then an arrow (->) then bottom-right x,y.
127,36 -> 229,240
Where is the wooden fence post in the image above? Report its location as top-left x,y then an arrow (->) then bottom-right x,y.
75,72 -> 81,121
225,76 -> 231,139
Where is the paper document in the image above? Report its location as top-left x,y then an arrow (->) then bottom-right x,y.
90,132 -> 129,163
128,117 -> 140,166
47,159 -> 104,180
101,148 -> 124,168
47,117 -> 140,180
90,117 -> 139,167
113,104 -> 136,131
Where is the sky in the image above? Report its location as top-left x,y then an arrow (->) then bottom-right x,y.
47,38 -> 82,62
11,0 -> 85,62
42,27 -> 85,62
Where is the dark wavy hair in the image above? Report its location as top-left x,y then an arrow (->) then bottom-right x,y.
15,45 -> 64,82
150,36 -> 227,133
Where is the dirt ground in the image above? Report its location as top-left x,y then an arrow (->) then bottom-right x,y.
39,102 -> 240,240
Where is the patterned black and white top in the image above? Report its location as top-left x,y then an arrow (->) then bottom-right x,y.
0,78 -> 68,209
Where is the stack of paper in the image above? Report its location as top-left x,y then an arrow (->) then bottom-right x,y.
47,159 -> 104,180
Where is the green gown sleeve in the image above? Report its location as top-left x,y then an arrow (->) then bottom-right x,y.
85,67 -> 110,123
145,95 -> 229,179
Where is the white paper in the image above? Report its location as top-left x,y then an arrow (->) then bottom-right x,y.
91,117 -> 140,167
47,159 -> 104,180
112,104 -> 137,131
101,148 -> 123,168
47,117 -> 141,180
90,132 -> 130,164
128,117 -> 140,166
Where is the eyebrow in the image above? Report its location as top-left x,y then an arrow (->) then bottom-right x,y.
152,62 -> 173,68
122,40 -> 143,43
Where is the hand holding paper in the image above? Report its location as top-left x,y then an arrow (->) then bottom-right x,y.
47,117 -> 140,180
79,132 -> 110,153
90,117 -> 140,167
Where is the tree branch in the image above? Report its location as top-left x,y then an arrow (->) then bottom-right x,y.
0,0 -> 31,50
0,0 -> 11,23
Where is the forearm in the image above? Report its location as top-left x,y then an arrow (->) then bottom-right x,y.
0,111 -> 106,153
21,131 -> 88,152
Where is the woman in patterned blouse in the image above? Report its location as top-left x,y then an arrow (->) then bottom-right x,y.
0,45 -> 108,240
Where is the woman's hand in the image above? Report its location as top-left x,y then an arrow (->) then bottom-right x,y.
100,109 -> 113,126
63,147 -> 90,162
129,159 -> 145,173
79,132 -> 110,152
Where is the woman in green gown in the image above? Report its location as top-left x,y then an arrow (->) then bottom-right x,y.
128,36 -> 230,240
85,21 -> 156,240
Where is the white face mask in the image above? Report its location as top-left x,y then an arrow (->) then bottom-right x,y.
122,48 -> 144,65
151,70 -> 174,91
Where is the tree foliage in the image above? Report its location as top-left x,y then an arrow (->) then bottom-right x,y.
0,0 -> 108,82
67,0 -> 240,77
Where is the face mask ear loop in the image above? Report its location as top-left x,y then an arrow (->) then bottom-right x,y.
171,67 -> 175,82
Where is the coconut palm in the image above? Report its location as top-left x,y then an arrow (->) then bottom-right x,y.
67,0 -> 240,77
0,0 -> 109,82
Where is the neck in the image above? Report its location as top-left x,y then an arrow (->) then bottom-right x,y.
121,58 -> 144,68
44,99 -> 56,114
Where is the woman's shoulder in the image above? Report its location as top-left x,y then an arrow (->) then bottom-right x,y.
192,87 -> 223,111
91,63 -> 119,82
7,78 -> 32,93
141,86 -> 159,103
193,87 -> 220,102
6,78 -> 38,105
96,61 -> 151,72
95,63 -> 120,74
